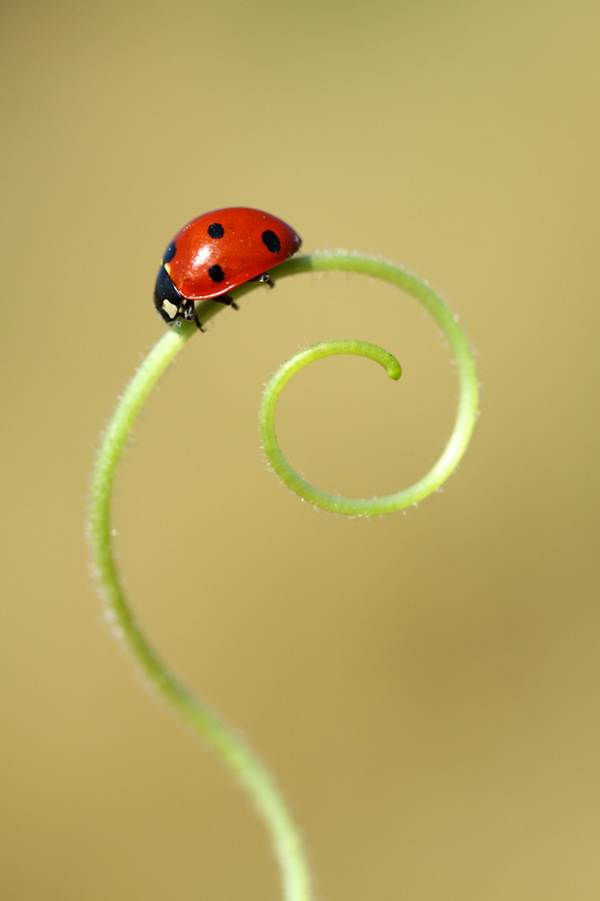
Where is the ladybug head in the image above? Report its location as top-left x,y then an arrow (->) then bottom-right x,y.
154,266 -> 185,323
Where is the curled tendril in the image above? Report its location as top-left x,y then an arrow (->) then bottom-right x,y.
88,251 -> 479,901
260,340 -> 403,514
255,252 -> 479,516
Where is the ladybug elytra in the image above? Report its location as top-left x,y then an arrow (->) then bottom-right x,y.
154,207 -> 302,329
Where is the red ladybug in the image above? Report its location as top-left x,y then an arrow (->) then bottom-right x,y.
154,207 -> 302,329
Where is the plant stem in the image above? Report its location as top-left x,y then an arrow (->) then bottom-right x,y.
88,252 -> 479,901
88,319 -> 313,901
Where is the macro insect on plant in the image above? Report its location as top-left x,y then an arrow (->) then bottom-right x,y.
88,207 -> 479,900
154,207 -> 302,329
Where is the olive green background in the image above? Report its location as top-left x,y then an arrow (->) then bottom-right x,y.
2,1 -> 599,899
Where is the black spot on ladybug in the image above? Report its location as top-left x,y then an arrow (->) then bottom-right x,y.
207,222 -> 225,239
162,241 -> 177,264
262,230 -> 281,253
208,264 -> 225,283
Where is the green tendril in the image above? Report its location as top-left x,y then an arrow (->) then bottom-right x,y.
88,251 -> 479,901
260,340 -> 403,514
257,253 -> 479,515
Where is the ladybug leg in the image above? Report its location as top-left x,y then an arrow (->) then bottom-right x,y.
214,293 -> 239,309
252,273 -> 274,288
220,294 -> 240,311
182,299 -> 205,332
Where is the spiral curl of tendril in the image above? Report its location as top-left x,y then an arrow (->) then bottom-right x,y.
88,251 -> 479,901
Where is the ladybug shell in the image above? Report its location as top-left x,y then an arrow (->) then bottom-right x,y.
163,207 -> 302,301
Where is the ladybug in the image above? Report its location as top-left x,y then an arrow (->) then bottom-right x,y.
154,207 -> 302,329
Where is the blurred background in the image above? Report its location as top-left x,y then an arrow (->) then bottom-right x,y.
2,0 -> 599,898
